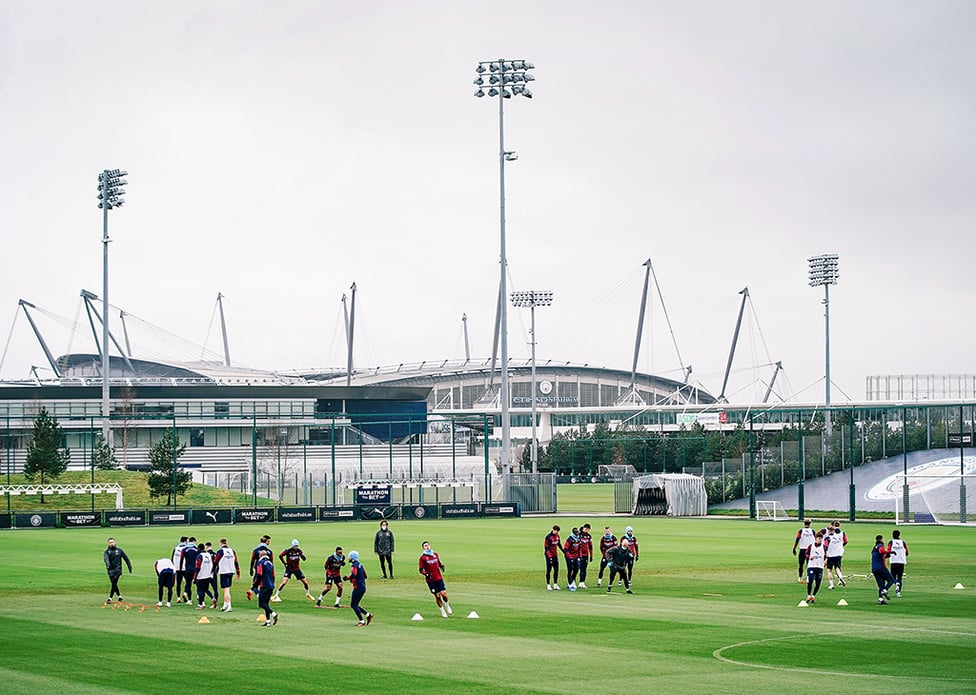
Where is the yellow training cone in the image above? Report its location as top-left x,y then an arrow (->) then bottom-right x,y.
836,599 -> 848,606
797,600 -> 808,607
198,616 -> 211,624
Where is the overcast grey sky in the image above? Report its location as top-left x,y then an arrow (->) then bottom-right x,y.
1,2 -> 974,404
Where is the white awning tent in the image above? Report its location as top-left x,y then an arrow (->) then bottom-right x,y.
632,473 -> 707,516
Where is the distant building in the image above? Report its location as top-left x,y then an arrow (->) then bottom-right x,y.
0,355 -> 715,478
299,358 -> 715,443
865,374 -> 976,401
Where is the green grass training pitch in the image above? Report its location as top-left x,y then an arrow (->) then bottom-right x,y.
556,482 -> 615,513
0,518 -> 973,694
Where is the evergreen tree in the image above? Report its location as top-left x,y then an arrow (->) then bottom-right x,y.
147,432 -> 191,505
24,406 -> 71,502
91,434 -> 119,470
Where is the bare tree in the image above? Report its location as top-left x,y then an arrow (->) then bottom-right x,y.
256,423 -> 299,503
115,385 -> 136,470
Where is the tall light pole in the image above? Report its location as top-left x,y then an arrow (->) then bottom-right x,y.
474,58 -> 535,475
511,290 -> 553,474
97,169 -> 127,444
808,254 -> 838,433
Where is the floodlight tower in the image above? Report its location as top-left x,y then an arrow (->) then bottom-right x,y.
473,58 -> 535,475
511,290 -> 553,474
97,169 -> 128,444
808,254 -> 839,433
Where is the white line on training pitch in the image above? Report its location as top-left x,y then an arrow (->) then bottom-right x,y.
713,627 -> 976,682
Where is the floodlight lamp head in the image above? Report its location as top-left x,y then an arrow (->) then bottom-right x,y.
489,74 -> 500,84
473,77 -> 484,85
522,88 -> 533,98
504,151 -> 518,161
511,290 -> 553,307
523,73 -> 535,82
489,62 -> 500,72
476,65 -> 486,73
503,61 -> 514,70
807,254 -> 839,286
474,88 -> 485,97
502,89 -> 512,98
488,87 -> 499,97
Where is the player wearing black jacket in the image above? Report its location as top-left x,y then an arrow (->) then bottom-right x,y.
605,539 -> 633,594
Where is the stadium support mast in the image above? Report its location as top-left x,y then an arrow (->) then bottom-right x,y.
343,282 -> 357,386
17,300 -> 61,378
119,310 -> 133,357
762,361 -> 783,404
462,313 -> 471,363
718,287 -> 749,403
217,292 -> 231,367
629,259 -> 652,393
620,259 -> 689,406
486,286 -> 502,393
80,291 -> 134,376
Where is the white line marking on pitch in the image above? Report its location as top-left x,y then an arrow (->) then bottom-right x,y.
713,627 -> 976,682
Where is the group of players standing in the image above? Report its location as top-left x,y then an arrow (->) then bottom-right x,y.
544,523 -> 640,594
792,518 -> 910,605
152,536 -> 244,613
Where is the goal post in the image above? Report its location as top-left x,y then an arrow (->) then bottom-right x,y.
756,500 -> 790,521
1,483 -> 124,509
894,474 -> 974,525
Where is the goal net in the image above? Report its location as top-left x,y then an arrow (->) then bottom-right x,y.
756,500 -> 790,521
597,464 -> 639,482
894,474 -> 975,525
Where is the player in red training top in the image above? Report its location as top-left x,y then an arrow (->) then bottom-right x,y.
597,526 -> 616,587
316,546 -> 346,609
621,526 -> 639,585
563,528 -> 582,591
544,524 -> 564,591
273,539 -> 313,602
577,523 -> 594,589
419,541 -> 453,618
